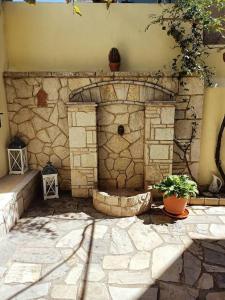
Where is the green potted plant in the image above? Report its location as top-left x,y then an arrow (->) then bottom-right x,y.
108,48 -> 121,72
154,175 -> 198,217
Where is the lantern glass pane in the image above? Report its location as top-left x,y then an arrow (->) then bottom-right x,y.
10,150 -> 22,171
46,177 -> 56,196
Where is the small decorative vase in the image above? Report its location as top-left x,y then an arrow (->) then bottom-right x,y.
109,62 -> 120,72
108,48 -> 121,72
208,174 -> 223,193
163,195 -> 188,215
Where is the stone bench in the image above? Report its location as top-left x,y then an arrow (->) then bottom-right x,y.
0,170 -> 41,237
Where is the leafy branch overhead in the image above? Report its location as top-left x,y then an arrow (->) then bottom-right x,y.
147,0 -> 225,85
22,0 -> 114,15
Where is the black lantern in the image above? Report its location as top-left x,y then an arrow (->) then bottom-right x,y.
42,162 -> 59,200
7,136 -> 28,174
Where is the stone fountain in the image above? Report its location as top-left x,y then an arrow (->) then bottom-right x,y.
67,75 -> 176,217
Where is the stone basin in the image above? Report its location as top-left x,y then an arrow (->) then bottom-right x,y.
93,188 -> 152,217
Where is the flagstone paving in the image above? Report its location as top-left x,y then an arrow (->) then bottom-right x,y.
0,195 -> 225,299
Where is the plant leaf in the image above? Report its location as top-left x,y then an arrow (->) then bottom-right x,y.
73,5 -> 82,16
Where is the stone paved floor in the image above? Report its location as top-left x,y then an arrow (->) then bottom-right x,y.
0,195 -> 225,300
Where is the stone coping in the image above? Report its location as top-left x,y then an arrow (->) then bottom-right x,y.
0,170 -> 40,196
189,197 -> 225,206
153,196 -> 225,206
66,102 -> 97,106
3,71 -> 200,79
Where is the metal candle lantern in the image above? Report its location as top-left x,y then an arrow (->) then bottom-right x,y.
7,136 -> 28,175
42,161 -> 59,200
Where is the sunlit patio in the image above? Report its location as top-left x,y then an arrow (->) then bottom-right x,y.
0,195 -> 225,300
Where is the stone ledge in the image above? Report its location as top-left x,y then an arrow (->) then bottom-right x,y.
4,71 -> 201,81
153,196 -> 225,206
0,170 -> 41,237
189,197 -> 225,206
4,71 -> 180,78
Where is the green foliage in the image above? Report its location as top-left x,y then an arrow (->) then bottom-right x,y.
148,0 -> 225,85
154,175 -> 199,199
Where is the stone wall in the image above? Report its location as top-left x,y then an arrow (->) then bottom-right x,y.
144,104 -> 175,187
174,78 -> 204,179
68,103 -> 97,198
4,72 -> 204,195
98,103 -> 144,190
5,76 -> 71,189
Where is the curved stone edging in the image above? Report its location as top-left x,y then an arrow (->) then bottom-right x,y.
93,189 -> 152,217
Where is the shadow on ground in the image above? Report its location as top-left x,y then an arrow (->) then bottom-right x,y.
2,195 -> 225,300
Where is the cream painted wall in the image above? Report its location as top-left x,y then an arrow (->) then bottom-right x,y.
199,88 -> 225,184
3,3 -> 176,72
2,2 -> 225,185
0,8 -> 9,178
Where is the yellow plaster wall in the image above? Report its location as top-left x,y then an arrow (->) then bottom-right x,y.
2,2 -> 225,184
0,8 -> 9,178
3,3 -> 176,72
199,88 -> 225,184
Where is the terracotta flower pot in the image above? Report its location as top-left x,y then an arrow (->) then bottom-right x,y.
109,62 -> 120,72
163,195 -> 188,215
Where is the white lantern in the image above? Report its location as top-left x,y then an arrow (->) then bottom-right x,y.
42,161 -> 59,200
8,137 -> 28,175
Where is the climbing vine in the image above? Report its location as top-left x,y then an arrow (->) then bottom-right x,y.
147,0 -> 225,85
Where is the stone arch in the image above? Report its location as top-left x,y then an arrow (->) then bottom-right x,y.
69,80 -> 175,103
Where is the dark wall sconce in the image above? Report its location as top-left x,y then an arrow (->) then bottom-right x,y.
0,113 -> 3,128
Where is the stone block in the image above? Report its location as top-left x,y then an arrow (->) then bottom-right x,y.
81,153 -> 97,168
13,108 -> 33,124
68,78 -> 90,91
155,128 -> 174,141
126,175 -> 143,189
86,131 -> 93,144
73,155 -> 81,167
13,79 -> 33,98
114,84 -> 129,100
76,112 -> 96,127
179,77 -> 204,95
150,145 -> 169,160
191,139 -> 201,162
219,199 -> 225,206
189,197 -> 204,205
16,196 -> 24,217
205,198 -> 219,206
145,164 -> 164,183
71,170 -> 87,186
127,85 -> 140,101
161,107 -> 175,124
69,127 -> 86,148
72,188 -> 89,198
100,84 -> 117,101
111,206 -> 122,217
94,200 -> 111,215
175,110 -> 186,120
43,78 -> 60,100
174,120 -> 193,139
187,95 -> 203,119
105,196 -> 119,206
